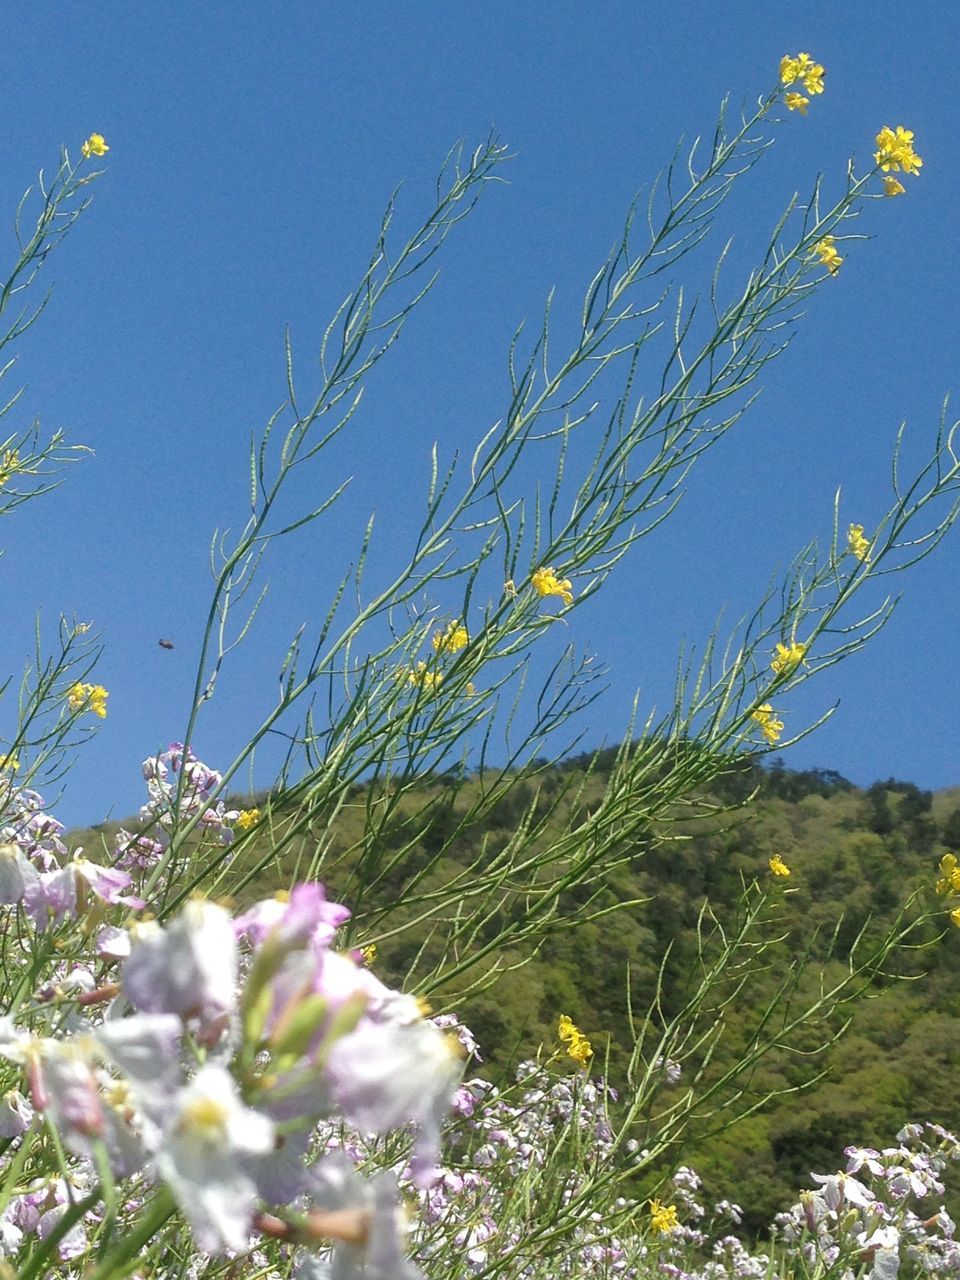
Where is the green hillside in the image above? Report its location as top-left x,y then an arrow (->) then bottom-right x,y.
69,757 -> 960,1234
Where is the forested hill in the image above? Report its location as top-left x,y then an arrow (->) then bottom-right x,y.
70,758 -> 960,1232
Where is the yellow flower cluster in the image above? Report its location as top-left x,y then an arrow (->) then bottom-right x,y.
81,133 -> 109,159
769,854 -> 791,878
558,1014 -> 593,1066
67,682 -> 109,718
811,235 -> 843,276
532,566 -> 574,606
779,51 -> 825,117
432,620 -> 469,654
235,808 -> 261,831
935,854 -> 960,928
847,523 -> 871,562
771,641 -> 807,676
360,943 -> 377,966
751,703 -> 784,745
0,450 -> 20,488
407,661 -> 443,692
0,752 -> 20,773
875,126 -> 922,177
648,1198 -> 680,1234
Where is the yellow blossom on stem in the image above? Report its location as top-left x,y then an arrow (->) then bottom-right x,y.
771,641 -> 807,676
67,682 -> 109,718
235,808 -> 260,831
847,523 -> 870,562
81,133 -> 109,159
751,704 -> 784,744
779,52 -> 824,95
951,908 -> 960,929
811,236 -> 843,275
0,450 -> 20,487
936,853 -> 960,896
874,125 -> 922,176
432,620 -> 469,655
883,176 -> 906,197
784,92 -> 809,115
557,1014 -> 593,1066
769,854 -> 791,878
407,661 -> 443,692
531,566 -> 574,606
649,1199 -> 680,1234
361,943 -> 377,966
0,753 -> 19,772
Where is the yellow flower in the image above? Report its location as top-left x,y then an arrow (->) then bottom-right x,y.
811,236 -> 843,275
649,1198 -> 680,1234
771,641 -> 807,676
557,1014 -> 593,1066
531,566 -> 574,606
408,661 -> 443,692
883,176 -> 906,197
0,450 -> 20,487
847,523 -> 871,562
67,682 -> 109,718
785,92 -> 810,115
235,808 -> 260,831
81,133 -> 109,159
951,908 -> 960,929
874,125 -> 922,176
769,854 -> 791,878
936,853 -> 960,896
0,753 -> 20,773
465,681 -> 478,697
751,704 -> 784,745
780,52 -> 824,95
361,943 -> 377,966
432,621 -> 469,655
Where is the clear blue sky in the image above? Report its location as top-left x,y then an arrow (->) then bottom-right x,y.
2,2 -> 957,828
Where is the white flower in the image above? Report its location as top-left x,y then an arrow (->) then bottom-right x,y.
154,1065 -> 274,1254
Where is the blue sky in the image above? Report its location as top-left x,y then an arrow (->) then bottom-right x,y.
2,2 -> 957,828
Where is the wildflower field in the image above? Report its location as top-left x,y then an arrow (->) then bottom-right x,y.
2,47 -> 960,1280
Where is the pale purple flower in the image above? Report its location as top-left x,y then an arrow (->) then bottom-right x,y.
325,1015 -> 462,1186
235,881 -> 351,951
810,1171 -> 875,1211
0,1088 -> 32,1137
